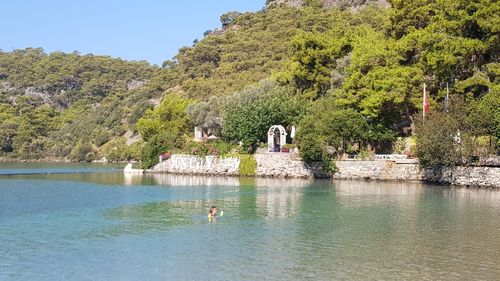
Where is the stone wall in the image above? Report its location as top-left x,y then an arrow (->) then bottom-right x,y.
149,155 -> 240,176
422,166 -> 500,188
254,153 -> 327,178
333,160 -> 423,181
147,154 -> 500,188
148,153 -> 326,179
333,160 -> 500,188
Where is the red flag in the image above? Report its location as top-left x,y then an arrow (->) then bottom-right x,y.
424,93 -> 429,113
423,83 -> 429,117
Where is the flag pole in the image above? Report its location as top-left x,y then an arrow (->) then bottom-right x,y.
445,82 -> 449,113
423,82 -> 426,122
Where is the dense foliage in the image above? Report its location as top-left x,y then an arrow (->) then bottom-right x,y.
221,81 -> 303,151
0,0 -> 498,169
0,48 -> 158,160
284,0 -> 499,163
416,93 -> 499,167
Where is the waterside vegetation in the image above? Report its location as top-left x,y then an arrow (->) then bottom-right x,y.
0,0 -> 498,170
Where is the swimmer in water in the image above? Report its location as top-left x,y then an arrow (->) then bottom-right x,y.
208,206 -> 217,218
208,206 -> 217,219
208,206 -> 224,220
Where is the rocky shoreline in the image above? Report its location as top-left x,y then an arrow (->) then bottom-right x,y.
2,155 -> 498,188
148,154 -> 500,189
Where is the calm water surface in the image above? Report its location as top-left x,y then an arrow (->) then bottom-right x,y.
1,163 -> 499,280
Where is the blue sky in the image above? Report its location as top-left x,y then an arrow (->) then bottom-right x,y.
0,0 -> 265,65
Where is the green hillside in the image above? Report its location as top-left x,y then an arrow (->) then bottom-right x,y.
0,48 -> 159,160
0,0 -> 498,167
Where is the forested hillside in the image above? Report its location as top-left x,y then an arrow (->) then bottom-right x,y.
0,49 -> 159,160
0,0 -> 498,167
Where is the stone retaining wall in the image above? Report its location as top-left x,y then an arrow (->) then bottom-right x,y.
333,160 -> 500,188
149,155 -> 240,176
148,154 -> 500,188
254,153 -> 327,178
422,166 -> 500,188
148,153 -> 326,178
333,160 -> 423,181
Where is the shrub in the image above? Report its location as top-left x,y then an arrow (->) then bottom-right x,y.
297,133 -> 326,162
140,133 -> 178,169
238,154 -> 257,176
69,141 -> 96,162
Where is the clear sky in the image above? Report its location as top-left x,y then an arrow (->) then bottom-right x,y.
0,0 -> 266,65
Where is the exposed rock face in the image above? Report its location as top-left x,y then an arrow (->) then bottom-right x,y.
268,0 -> 302,8
0,81 -> 13,92
126,80 -> 146,91
24,87 -> 51,104
266,0 -> 390,9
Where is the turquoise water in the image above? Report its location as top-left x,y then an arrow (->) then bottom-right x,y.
1,164 -> 499,280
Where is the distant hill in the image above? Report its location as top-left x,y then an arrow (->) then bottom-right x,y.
0,3 -> 391,161
0,0 -> 497,164
0,48 -> 160,161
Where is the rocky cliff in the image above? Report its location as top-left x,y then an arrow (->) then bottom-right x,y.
266,0 -> 390,9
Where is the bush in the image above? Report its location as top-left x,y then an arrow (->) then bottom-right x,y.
324,160 -> 338,174
69,141 -> 96,162
297,134 -> 326,162
102,138 -> 143,162
182,140 -> 237,157
210,141 -> 237,156
140,133 -> 179,169
238,154 -> 257,176
141,143 -> 168,169
416,113 -> 462,167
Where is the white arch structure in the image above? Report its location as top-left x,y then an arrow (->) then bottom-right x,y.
268,125 -> 287,152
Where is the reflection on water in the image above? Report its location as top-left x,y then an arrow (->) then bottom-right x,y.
149,173 -> 241,187
444,187 -> 500,206
254,177 -> 315,218
254,177 -> 314,188
1,166 -> 500,281
334,180 -> 427,196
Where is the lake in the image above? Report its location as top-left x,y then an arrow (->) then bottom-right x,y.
1,163 -> 499,280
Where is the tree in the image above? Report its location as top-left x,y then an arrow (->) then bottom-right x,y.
187,96 -> 226,136
0,104 -> 19,153
296,98 -> 370,160
222,81 -> 304,150
281,31 -> 349,99
220,12 -> 242,27
416,91 -> 499,167
137,93 -> 193,167
137,93 -> 192,142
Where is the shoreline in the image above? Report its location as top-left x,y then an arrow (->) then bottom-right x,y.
0,157 -> 70,163
147,154 -> 500,189
0,157 -> 135,164
144,170 -> 500,189
1,157 -> 499,189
